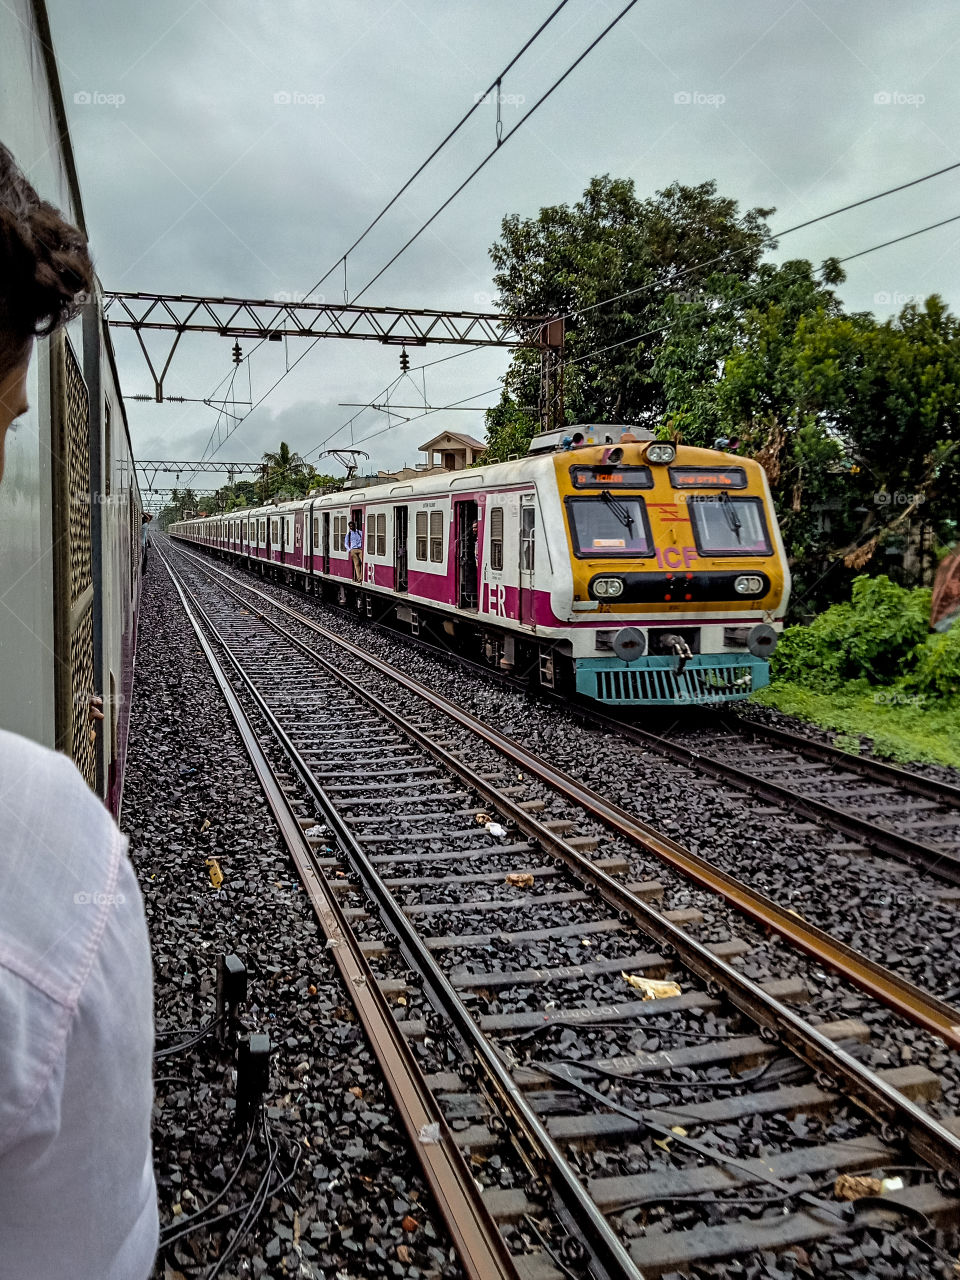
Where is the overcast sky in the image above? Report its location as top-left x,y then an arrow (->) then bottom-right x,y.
45,0 -> 960,501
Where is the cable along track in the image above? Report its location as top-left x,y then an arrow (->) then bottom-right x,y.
162,544 -> 960,1278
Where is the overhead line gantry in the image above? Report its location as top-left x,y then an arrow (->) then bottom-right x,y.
102,291 -> 565,431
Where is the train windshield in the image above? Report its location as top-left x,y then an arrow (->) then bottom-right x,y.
689,495 -> 772,555
566,494 -> 653,557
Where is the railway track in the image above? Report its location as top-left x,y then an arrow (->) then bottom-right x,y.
160,539 -> 960,1278
257,556 -> 960,891
591,710 -> 960,889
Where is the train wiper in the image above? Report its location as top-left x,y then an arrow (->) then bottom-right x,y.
599,488 -> 635,535
718,491 -> 743,544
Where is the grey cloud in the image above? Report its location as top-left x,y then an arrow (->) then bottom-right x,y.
39,0 -> 960,483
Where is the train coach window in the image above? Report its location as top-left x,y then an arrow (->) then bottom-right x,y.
414,509 -> 427,560
689,495 -> 772,556
490,506 -> 503,570
429,511 -> 444,563
259,519 -> 266,543
566,495 -> 653,557
376,513 -> 387,556
366,513 -> 376,553
313,516 -> 320,544
521,505 -> 535,571
334,513 -> 347,549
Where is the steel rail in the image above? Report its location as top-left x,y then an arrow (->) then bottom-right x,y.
579,709 -> 960,886
169,543 -> 960,1052
161,547 -> 644,1280
158,551 -> 523,1280
716,711 -> 960,810
166,543 -> 960,1177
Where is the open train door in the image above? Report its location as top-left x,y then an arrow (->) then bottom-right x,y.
322,512 -> 331,574
455,500 -> 479,609
519,493 -> 536,626
394,506 -> 408,592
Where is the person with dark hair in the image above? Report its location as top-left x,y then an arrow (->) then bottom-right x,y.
0,142 -> 158,1279
344,516 -> 363,581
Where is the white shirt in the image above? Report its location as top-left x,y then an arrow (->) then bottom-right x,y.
0,730 -> 158,1279
345,528 -> 362,551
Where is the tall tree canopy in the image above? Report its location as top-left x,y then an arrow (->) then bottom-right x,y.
490,175 -> 773,426
483,175 -> 959,609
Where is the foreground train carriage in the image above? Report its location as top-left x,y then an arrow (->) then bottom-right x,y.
0,0 -> 142,811
172,427 -> 790,707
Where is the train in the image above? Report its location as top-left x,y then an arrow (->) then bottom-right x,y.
0,0 -> 143,813
170,426 -> 791,707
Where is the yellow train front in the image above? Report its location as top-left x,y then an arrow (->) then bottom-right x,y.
545,428 -> 791,706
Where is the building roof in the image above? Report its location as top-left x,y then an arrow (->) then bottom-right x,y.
419,430 -> 487,453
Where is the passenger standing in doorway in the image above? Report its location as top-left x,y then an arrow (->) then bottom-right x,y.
345,518 -> 363,581
0,142 -> 157,1280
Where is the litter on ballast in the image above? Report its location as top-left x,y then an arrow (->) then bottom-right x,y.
621,972 -> 681,1000
834,1173 -> 883,1201
505,872 -> 534,888
205,857 -> 223,889
485,822 -> 507,838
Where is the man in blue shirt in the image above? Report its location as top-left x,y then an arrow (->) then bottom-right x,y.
345,518 -> 363,581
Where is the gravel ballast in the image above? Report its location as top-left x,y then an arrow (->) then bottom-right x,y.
123,553 -> 464,1280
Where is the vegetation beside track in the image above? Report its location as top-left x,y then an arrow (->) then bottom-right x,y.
754,574 -> 960,766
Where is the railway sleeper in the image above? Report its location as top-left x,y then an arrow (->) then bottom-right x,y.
448,936 -> 750,990
628,1181 -> 960,1278
444,1064 -> 941,1149
506,1019 -> 872,1090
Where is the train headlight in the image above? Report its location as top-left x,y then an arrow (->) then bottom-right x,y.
734,574 -> 764,595
645,443 -> 676,465
594,577 -> 624,597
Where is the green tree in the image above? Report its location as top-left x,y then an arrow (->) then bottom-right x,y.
260,441 -> 308,500
660,288 -> 960,607
490,175 -> 773,426
478,393 -> 538,463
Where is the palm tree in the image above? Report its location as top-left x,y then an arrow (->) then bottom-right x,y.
260,441 -> 307,500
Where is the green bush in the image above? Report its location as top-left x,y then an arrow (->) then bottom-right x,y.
906,625 -> 960,699
772,575 -> 932,689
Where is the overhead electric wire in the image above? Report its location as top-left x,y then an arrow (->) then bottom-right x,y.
189,0 -> 640,475
351,0 -> 643,302
571,157 -> 960,324
301,0 -> 572,304
188,2 -> 572,478
563,208 -> 960,370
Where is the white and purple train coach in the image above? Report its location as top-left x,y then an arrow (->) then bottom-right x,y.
170,426 -> 791,707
